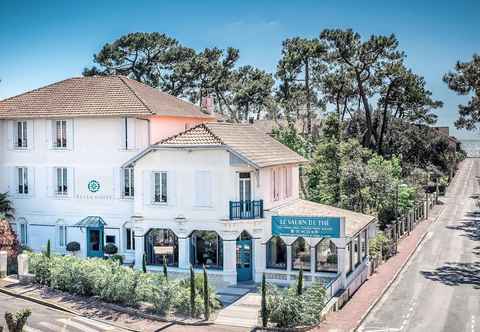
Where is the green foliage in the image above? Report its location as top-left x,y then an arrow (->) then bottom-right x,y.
265,283 -> 326,328
0,218 -> 20,275
163,256 -> 168,280
203,265 -> 210,320
261,273 -> 268,327
66,241 -> 80,252
0,193 -> 14,221
45,240 -> 51,258
142,253 -> 147,273
189,265 -> 195,317
4,309 -> 31,332
296,268 -> 304,295
110,254 -> 123,265
104,243 -> 118,255
272,126 -> 312,158
27,253 -> 220,316
368,233 -> 393,258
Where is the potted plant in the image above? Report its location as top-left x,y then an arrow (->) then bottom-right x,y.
66,241 -> 80,257
104,243 -> 118,258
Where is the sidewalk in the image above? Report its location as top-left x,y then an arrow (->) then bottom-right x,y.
315,201 -> 445,332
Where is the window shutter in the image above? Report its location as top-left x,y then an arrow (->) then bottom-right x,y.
195,171 -> 212,207
144,171 -> 151,205
26,120 -> 34,150
66,119 -> 74,150
113,167 -> 121,199
47,167 -> 54,196
28,167 -> 35,196
286,167 -> 292,197
8,167 -> 16,193
7,120 -> 14,150
127,118 -> 136,150
167,171 -> 176,206
271,168 -> 275,201
46,120 -> 53,147
67,167 -> 75,197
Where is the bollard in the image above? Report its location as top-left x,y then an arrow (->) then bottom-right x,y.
0,251 -> 7,278
17,253 -> 29,276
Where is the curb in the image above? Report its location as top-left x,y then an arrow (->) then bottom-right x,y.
352,203 -> 446,332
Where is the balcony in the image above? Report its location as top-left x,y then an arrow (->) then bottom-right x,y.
229,200 -> 264,220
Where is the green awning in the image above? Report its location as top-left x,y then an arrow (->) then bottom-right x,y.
73,216 -> 106,228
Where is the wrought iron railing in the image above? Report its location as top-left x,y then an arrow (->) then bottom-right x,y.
229,200 -> 264,220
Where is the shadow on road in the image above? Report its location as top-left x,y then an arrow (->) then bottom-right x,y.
421,262 -> 480,288
446,219 -> 479,241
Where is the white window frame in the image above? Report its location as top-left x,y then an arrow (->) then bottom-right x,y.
17,218 -> 28,246
153,171 -> 168,204
15,121 -> 28,149
123,167 -> 134,198
16,167 -> 29,195
54,120 -> 67,149
57,220 -> 67,248
55,167 -> 68,195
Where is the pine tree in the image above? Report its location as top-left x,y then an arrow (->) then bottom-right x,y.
142,253 -> 147,273
162,256 -> 168,280
190,265 -> 196,317
203,265 -> 210,320
297,267 -> 304,295
261,272 -> 268,327
46,239 -> 51,258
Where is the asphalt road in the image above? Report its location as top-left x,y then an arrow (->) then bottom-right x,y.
0,292 -> 130,332
359,158 -> 480,332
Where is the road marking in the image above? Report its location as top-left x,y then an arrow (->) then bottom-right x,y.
39,321 -> 66,331
23,326 -> 42,332
472,315 -> 475,332
73,316 -> 116,330
57,318 -> 100,332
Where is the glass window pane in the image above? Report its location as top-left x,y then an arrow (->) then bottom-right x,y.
190,230 -> 223,269
316,239 -> 338,272
161,172 -> 167,202
292,237 -> 311,270
266,236 -> 287,270
145,229 -> 178,267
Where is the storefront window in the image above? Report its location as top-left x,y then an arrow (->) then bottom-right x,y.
292,237 -> 310,270
346,241 -> 352,274
361,230 -> 367,259
353,236 -> 360,267
266,236 -> 287,270
190,230 -> 223,269
145,229 -> 178,267
315,239 -> 338,272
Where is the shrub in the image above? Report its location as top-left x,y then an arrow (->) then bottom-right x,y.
111,254 -> 124,265
5,309 -> 31,332
265,282 -> 326,328
104,243 -> 118,255
66,241 -> 80,252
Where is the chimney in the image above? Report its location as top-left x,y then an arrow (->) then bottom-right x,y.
201,95 -> 214,114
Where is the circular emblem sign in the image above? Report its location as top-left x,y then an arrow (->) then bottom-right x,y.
88,180 -> 100,193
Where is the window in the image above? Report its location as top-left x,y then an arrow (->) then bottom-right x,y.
126,228 -> 135,251
106,235 -> 116,244
55,167 -> 68,195
123,168 -> 134,198
353,236 -> 360,267
272,168 -> 281,201
292,237 -> 311,270
315,239 -> 338,272
346,242 -> 352,274
145,229 -> 178,266
17,167 -> 28,194
361,230 -> 367,259
190,230 -> 223,269
18,218 -> 28,245
54,120 -> 67,148
153,172 -> 167,203
266,236 -> 287,270
58,224 -> 67,248
15,121 -> 28,148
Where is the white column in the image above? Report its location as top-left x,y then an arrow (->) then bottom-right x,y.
223,240 -> 237,284
310,245 -> 316,276
133,226 -> 145,270
178,237 -> 190,270
286,244 -> 292,282
17,253 -> 29,276
0,251 -> 7,278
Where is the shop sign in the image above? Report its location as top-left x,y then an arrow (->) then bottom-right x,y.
154,246 -> 174,255
272,215 -> 341,238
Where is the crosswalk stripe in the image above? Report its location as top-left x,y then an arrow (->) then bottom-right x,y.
72,316 -> 115,330
57,318 -> 100,332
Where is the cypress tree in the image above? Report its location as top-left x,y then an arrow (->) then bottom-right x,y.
190,265 -> 196,317
261,272 -> 268,327
142,253 -> 147,273
297,267 -> 304,295
46,240 -> 51,258
162,256 -> 168,280
203,265 -> 210,320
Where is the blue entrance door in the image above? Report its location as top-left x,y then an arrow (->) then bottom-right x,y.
236,239 -> 252,282
87,227 -> 104,257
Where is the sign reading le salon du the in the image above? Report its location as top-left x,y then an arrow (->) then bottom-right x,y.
272,215 -> 342,238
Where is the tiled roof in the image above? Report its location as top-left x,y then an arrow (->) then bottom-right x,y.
157,122 -> 308,168
0,75 -> 213,119
270,199 -> 376,237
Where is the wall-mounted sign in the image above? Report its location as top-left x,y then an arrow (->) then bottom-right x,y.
272,215 -> 342,238
87,180 -> 100,193
154,246 -> 174,255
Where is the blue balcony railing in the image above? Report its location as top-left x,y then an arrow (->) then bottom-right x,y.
229,200 -> 264,220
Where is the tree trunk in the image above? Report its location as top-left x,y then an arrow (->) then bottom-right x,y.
305,60 -> 312,136
355,70 -> 376,148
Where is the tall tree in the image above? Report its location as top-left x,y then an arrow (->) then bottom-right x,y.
443,54 -> 480,130
276,37 -> 326,134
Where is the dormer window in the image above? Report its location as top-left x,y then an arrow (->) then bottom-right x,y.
15,121 -> 28,148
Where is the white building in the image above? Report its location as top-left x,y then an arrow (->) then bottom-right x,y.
1,76 -> 376,296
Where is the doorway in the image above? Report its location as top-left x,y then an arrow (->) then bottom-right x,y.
236,231 -> 253,282
87,227 -> 104,257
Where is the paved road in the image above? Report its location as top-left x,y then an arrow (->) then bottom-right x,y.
0,292 -> 129,332
359,158 -> 480,332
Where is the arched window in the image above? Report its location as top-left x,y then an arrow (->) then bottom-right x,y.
315,239 -> 338,272
17,218 -> 28,246
190,230 -> 223,269
145,229 -> 178,267
56,219 -> 67,249
266,236 -> 287,270
292,237 -> 310,270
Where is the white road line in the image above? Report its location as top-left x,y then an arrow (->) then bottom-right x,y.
72,316 -> 115,330
57,318 -> 100,332
472,315 -> 475,332
39,321 -> 66,331
23,326 -> 43,332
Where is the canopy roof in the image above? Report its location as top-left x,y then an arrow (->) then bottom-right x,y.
73,216 -> 106,228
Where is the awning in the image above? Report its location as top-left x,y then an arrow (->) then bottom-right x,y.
73,216 -> 106,228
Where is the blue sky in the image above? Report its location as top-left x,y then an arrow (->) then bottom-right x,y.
0,0 -> 478,138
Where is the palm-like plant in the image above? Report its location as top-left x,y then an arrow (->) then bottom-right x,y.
0,193 -> 14,221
